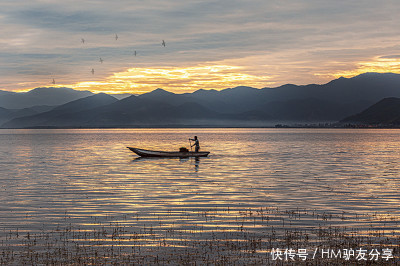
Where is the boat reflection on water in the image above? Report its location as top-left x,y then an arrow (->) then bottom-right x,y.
130,156 -> 202,172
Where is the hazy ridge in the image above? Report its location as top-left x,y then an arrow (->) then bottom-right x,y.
2,72 -> 400,128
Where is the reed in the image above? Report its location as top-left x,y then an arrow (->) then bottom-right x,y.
1,206 -> 398,265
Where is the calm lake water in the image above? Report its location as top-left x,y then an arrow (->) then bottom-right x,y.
0,128 -> 399,264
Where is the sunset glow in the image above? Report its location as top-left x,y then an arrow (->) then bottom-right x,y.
69,64 -> 274,94
332,57 -> 400,79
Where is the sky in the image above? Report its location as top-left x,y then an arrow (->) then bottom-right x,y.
1,0 -> 400,94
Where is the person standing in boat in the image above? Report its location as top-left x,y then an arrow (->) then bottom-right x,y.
189,136 -> 200,152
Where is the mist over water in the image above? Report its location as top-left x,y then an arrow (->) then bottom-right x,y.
0,128 -> 399,262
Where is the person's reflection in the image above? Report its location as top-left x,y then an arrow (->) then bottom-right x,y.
179,157 -> 200,171
194,157 -> 199,172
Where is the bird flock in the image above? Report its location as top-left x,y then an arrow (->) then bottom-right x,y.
51,35 -> 166,84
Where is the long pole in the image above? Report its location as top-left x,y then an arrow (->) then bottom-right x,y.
189,139 -> 192,152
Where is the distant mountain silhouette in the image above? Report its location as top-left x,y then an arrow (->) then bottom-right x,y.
181,86 -> 262,114
0,107 -> 12,124
0,87 -> 93,109
0,90 -> 15,96
45,96 -> 229,127
109,93 -> 133,100
0,105 -> 55,125
341,97 -> 400,125
260,73 -> 400,104
2,72 -> 400,128
3,93 -> 117,128
139,88 -> 194,106
139,73 -> 400,121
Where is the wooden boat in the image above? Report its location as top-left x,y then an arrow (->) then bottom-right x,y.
127,147 -> 210,158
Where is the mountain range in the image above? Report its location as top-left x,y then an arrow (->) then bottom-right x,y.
2,72 -> 400,128
341,97 -> 400,125
0,87 -> 93,109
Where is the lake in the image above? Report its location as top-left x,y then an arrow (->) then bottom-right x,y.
0,128 -> 399,264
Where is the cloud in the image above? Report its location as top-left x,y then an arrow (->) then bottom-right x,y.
380,55 -> 400,59
70,64 -> 274,94
1,0 -> 400,92
329,56 -> 400,79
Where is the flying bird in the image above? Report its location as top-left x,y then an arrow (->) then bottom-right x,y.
99,58 -> 103,63
162,40 -> 166,47
91,68 -> 95,75
115,34 -> 118,40
81,38 -> 85,44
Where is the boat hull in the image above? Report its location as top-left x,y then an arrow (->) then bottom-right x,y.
127,147 -> 210,157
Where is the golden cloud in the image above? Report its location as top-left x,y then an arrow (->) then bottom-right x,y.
69,64 -> 274,94
330,57 -> 400,79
